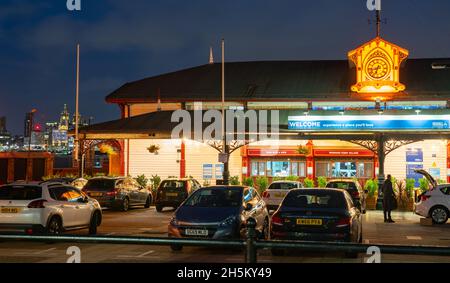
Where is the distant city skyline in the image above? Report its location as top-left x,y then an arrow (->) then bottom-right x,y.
1,0 -> 450,135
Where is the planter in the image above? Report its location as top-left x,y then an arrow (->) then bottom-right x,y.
397,197 -> 415,211
366,196 -> 378,210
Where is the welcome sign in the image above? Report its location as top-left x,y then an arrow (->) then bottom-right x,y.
288,115 -> 450,131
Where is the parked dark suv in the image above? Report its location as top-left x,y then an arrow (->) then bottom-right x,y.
326,179 -> 366,213
155,178 -> 201,212
82,177 -> 152,211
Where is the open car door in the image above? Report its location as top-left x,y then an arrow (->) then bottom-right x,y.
414,169 -> 438,189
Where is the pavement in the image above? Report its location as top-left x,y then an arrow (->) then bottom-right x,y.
0,208 -> 449,263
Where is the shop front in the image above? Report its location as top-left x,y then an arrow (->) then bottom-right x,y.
243,144 -> 375,183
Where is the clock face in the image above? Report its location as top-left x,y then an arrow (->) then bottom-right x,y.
366,58 -> 390,80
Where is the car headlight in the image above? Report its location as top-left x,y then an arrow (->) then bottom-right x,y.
219,216 -> 237,227
169,217 -> 178,226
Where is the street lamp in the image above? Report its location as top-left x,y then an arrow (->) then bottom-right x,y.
26,109 -> 37,182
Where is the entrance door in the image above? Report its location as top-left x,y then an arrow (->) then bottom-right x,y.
13,159 -> 27,181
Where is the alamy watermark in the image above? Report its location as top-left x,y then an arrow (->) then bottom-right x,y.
171,105 -> 280,145
67,0 -> 81,11
66,246 -> 81,263
367,0 -> 382,11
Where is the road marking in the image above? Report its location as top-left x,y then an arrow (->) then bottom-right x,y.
407,236 -> 422,240
15,247 -> 57,256
116,250 -> 155,258
105,232 -> 116,236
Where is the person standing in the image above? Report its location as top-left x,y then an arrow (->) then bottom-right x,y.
382,174 -> 396,223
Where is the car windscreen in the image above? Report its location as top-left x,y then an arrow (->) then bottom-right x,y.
84,179 -> 116,190
184,188 -> 243,208
159,181 -> 186,190
268,182 -> 299,190
326,182 -> 357,190
282,190 -> 346,209
0,186 -> 42,200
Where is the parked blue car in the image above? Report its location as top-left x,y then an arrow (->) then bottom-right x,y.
168,186 -> 270,251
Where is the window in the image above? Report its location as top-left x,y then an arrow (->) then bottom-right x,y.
250,160 -> 306,177
49,187 -> 70,201
441,187 -> 450,195
315,161 -> 373,178
185,188 -> 243,207
283,190 -> 346,209
0,186 -> 42,200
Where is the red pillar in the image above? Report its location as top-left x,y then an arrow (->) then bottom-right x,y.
180,140 -> 186,178
306,140 -> 315,180
447,141 -> 450,183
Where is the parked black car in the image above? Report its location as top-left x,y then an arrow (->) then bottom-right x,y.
155,178 -> 201,212
168,186 -> 270,251
326,179 -> 366,213
271,188 -> 363,257
82,177 -> 152,211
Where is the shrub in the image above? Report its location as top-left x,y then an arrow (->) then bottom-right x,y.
419,178 -> 429,193
150,174 -> 161,190
242,177 -> 254,187
202,180 -> 211,187
303,178 -> 315,188
364,179 -> 378,197
255,176 -> 269,194
317,176 -> 327,188
286,175 -> 299,181
229,176 -> 240,185
405,178 -> 415,198
136,174 -> 148,188
42,174 -> 61,181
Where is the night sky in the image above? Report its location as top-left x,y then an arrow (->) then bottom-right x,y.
1,0 -> 449,135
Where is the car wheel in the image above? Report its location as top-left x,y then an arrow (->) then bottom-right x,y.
144,196 -> 152,208
121,198 -> 130,212
89,211 -> 101,235
171,245 -> 183,251
271,249 -> 285,256
430,206 -> 449,225
46,216 -> 62,235
260,218 -> 269,240
156,205 -> 163,212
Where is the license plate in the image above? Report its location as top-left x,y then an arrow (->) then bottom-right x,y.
166,193 -> 178,197
1,207 -> 22,213
274,193 -> 285,198
90,192 -> 103,197
296,218 -> 323,226
185,229 -> 208,236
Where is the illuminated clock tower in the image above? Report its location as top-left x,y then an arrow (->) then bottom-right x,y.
348,11 -> 409,95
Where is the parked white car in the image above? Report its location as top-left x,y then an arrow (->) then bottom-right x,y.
414,169 -> 450,224
262,181 -> 303,211
0,182 -> 102,235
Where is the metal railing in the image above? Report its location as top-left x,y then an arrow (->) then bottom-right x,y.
0,218 -> 449,263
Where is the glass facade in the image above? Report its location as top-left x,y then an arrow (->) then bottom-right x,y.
315,161 -> 373,179
251,160 -> 306,177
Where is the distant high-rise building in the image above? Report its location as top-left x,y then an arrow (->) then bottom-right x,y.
0,117 -> 6,133
59,104 -> 70,131
24,113 -> 33,138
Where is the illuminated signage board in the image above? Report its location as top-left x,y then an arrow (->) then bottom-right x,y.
288,115 -> 450,131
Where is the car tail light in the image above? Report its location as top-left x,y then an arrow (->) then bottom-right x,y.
262,191 -> 270,198
420,195 -> 431,202
271,212 -> 284,226
28,199 -> 47,208
106,190 -> 117,196
335,217 -> 351,228
351,191 -> 360,198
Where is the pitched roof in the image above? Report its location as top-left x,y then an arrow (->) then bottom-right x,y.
105,59 -> 450,103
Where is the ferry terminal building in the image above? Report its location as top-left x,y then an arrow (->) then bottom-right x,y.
79,34 -> 450,188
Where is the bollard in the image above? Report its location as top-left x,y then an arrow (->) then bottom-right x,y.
245,217 -> 257,263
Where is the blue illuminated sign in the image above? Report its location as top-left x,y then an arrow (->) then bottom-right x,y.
288,116 -> 450,131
